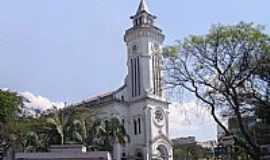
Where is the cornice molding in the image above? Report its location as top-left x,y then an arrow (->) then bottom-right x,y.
124,27 -> 165,43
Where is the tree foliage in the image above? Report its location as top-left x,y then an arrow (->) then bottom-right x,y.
173,143 -> 213,160
0,90 -> 129,155
0,89 -> 24,154
0,89 -> 22,123
93,117 -> 129,151
45,106 -> 97,146
163,22 -> 270,160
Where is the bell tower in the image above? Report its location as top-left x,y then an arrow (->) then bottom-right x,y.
124,0 -> 165,100
121,1 -> 173,160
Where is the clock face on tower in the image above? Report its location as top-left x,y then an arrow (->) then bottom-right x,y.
154,109 -> 165,126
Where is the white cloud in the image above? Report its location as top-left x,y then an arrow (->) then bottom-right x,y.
19,91 -> 65,114
169,101 -> 217,141
1,88 -> 65,116
0,88 -> 9,91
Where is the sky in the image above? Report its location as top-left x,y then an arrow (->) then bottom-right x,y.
0,0 -> 270,141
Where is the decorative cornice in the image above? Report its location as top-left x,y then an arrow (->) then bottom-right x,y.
127,95 -> 170,106
124,26 -> 164,43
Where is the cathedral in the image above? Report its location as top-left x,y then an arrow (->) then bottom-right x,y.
77,0 -> 173,159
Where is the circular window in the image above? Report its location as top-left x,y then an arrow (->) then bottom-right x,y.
154,109 -> 165,126
155,110 -> 164,122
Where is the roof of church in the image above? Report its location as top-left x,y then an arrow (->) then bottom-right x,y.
85,91 -> 114,102
74,86 -> 169,108
74,85 -> 127,107
136,0 -> 150,14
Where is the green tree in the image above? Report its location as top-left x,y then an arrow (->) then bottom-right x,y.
0,89 -> 23,155
0,90 -> 128,153
173,143 -> 213,160
46,107 -> 91,145
163,22 -> 270,160
0,89 -> 22,124
46,108 -> 70,145
66,107 -> 96,147
94,118 -> 129,151
12,117 -> 49,152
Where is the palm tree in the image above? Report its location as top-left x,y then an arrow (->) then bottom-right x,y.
94,118 -> 129,151
67,107 -> 96,145
46,107 -> 73,145
46,106 -> 97,145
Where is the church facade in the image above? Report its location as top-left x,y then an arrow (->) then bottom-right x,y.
77,1 -> 173,160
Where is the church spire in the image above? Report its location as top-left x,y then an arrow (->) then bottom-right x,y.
131,0 -> 156,27
136,0 -> 150,14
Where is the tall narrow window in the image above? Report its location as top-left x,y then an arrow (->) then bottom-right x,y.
131,57 -> 141,97
131,58 -> 135,97
137,57 -> 141,95
138,118 -> 141,134
134,57 -> 137,96
152,55 -> 156,95
134,119 -> 137,135
157,56 -> 162,97
152,55 -> 162,97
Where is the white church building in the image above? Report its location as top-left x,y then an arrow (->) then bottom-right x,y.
77,1 -> 173,160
